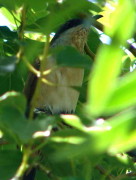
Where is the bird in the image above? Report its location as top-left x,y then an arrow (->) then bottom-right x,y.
23,15 -> 102,180
24,18 -> 90,116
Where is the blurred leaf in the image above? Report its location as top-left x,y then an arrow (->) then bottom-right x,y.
23,39 -> 44,61
0,93 -> 31,142
36,170 -> 50,180
0,56 -> 17,75
0,150 -> 22,180
50,109 -> 136,159
86,109 -> 136,154
87,0 -> 135,116
0,7 -> 19,27
105,71 -> 136,113
60,115 -> 85,131
106,1 -> 136,44
0,0 -> 21,11
51,129 -> 88,144
26,0 -> 101,34
0,105 -> 40,143
3,40 -> 19,55
0,92 -> 26,113
87,28 -> 102,54
0,57 -> 28,95
24,0 -> 47,11
54,46 -> 93,69
0,26 -> 17,40
0,92 -> 54,143
121,56 -> 131,74
87,45 -> 123,116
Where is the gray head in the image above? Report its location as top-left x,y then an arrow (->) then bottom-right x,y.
50,18 -> 83,45
50,15 -> 103,45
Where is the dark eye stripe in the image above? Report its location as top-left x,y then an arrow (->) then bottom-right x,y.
50,18 -> 83,45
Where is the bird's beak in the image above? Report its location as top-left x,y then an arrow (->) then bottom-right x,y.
92,15 -> 103,20
82,14 -> 103,28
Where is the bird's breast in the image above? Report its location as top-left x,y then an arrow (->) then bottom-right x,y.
35,56 -> 84,114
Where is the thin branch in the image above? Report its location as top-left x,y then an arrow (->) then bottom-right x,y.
114,172 -> 136,180
84,43 -> 95,60
18,6 -> 27,40
13,147 -> 32,180
22,57 -> 40,77
95,165 -> 115,180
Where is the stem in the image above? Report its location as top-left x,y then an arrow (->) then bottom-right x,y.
13,147 -> 31,179
18,6 -> 26,40
84,43 -> 95,60
16,6 -> 26,61
95,165 -> 115,180
22,56 -> 40,76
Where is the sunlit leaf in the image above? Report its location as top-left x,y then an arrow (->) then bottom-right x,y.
87,0 -> 135,116
105,71 -> 136,113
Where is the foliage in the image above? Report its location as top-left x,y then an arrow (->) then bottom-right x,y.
0,0 -> 136,179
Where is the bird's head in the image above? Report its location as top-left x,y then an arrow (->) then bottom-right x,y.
50,15 -> 102,52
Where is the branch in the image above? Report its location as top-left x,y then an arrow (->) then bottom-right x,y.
95,165 -> 115,180
12,147 -> 32,180
84,43 -> 95,60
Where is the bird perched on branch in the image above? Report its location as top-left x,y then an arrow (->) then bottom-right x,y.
24,18 -> 90,116
23,15 -> 102,180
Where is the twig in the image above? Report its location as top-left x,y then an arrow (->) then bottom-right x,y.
114,172 -> 136,180
13,147 -> 32,179
84,43 -> 95,60
95,165 -> 115,180
22,57 -> 40,77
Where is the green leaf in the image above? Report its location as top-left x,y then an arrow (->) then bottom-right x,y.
26,0 -> 101,34
36,170 -> 50,180
105,1 -> 136,44
0,26 -> 17,40
87,28 -> 102,54
60,114 -> 85,131
54,46 -> 93,69
104,109 -> 136,153
0,150 -> 22,180
0,58 -> 27,95
0,56 -> 17,75
51,129 -> 88,144
0,105 -> 39,143
87,45 -> 123,116
0,92 -> 26,113
121,56 -> 131,75
87,0 -> 135,117
0,92 -> 54,142
105,71 -> 136,113
0,7 -> 18,27
23,39 -> 44,62
24,0 -> 47,11
84,109 -> 136,154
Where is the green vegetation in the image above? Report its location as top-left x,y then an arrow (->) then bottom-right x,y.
0,0 -> 136,179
